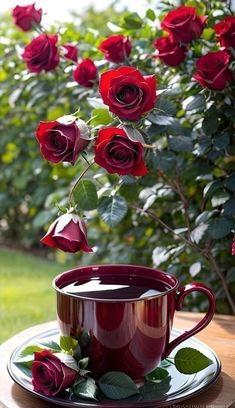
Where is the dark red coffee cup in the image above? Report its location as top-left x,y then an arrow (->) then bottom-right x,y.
53,264 -> 215,380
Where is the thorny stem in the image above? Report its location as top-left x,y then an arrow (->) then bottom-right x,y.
68,161 -> 95,206
131,204 -> 235,314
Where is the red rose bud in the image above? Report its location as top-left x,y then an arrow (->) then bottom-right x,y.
99,66 -> 157,122
41,213 -> 93,253
161,6 -> 207,44
154,36 -> 186,66
232,240 -> 235,256
194,50 -> 232,91
12,3 -> 42,32
73,58 -> 97,88
98,35 -> 132,63
36,116 -> 89,165
94,127 -> 147,176
61,44 -> 78,62
22,34 -> 59,73
214,16 -> 235,49
32,350 -> 78,397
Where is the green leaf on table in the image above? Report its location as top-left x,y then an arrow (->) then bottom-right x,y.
98,195 -> 128,227
169,136 -> 193,152
99,371 -> 139,400
72,179 -> 98,211
145,367 -> 169,381
60,336 -> 78,353
73,378 -> 98,400
175,347 -> 212,374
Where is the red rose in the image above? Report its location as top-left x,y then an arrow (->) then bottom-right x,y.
32,350 -> 78,397
12,4 -> 42,32
22,34 -> 59,73
73,59 -> 97,88
41,213 -> 93,253
161,6 -> 207,44
154,36 -> 186,66
214,16 -> 235,49
98,35 -> 132,63
194,50 -> 232,90
99,66 -> 157,121
62,44 -> 78,62
94,127 -> 147,176
36,116 -> 89,165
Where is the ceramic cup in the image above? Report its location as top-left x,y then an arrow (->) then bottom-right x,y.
53,264 -> 216,380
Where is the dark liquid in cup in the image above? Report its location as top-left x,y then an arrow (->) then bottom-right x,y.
60,275 -> 170,300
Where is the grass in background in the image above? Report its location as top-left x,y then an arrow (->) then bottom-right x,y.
0,247 -> 72,343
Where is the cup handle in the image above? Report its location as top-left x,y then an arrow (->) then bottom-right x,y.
163,282 -> 216,359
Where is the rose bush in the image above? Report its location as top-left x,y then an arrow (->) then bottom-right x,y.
1,0 -> 235,314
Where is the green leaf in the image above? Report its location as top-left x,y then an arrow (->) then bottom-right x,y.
99,371 -> 139,400
224,174 -> 235,191
202,113 -> 219,135
175,347 -> 212,374
19,345 -> 44,357
203,180 -> 223,198
123,126 -> 145,144
155,98 -> 177,116
191,224 -> 208,244
60,336 -> 78,353
208,217 -> 234,239
121,12 -> 142,29
98,196 -> 128,227
152,151 -> 176,172
202,27 -> 214,40
14,362 -> 32,377
146,8 -> 156,21
90,108 -> 113,126
78,357 -> 89,369
73,378 -> 98,400
39,341 -> 61,352
183,95 -> 206,112
169,136 -> 193,152
224,198 -> 235,216
149,114 -> 176,126
145,367 -> 169,381
189,261 -> 201,277
72,180 -> 98,211
78,330 -> 91,348
213,133 -> 229,149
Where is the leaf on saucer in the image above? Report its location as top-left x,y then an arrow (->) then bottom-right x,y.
19,345 -> 45,357
99,371 -> 139,400
39,340 -> 61,352
60,336 -> 78,353
175,347 -> 213,374
145,367 -> 170,381
14,361 -> 33,377
72,378 -> 98,400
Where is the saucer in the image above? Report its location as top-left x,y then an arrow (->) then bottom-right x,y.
7,328 -> 221,407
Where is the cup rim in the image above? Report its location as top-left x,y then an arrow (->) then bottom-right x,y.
52,264 -> 179,303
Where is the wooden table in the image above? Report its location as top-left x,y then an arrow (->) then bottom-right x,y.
0,312 -> 234,408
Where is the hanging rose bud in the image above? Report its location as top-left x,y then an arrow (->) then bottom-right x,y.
41,213 -> 93,253
36,116 -> 90,165
12,3 -> 42,32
